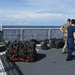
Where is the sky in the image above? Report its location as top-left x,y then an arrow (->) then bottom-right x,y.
0,0 -> 75,26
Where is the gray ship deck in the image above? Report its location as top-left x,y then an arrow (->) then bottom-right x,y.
0,48 -> 75,75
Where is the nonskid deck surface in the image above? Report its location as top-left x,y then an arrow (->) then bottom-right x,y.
0,48 -> 75,75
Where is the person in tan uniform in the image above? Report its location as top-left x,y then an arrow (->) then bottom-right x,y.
60,19 -> 71,53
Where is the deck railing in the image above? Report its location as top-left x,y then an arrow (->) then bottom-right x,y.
2,28 -> 63,42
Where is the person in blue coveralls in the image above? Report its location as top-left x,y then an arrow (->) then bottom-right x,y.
66,19 -> 75,61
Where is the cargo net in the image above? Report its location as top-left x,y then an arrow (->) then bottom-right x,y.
49,29 -> 64,48
6,41 -> 37,62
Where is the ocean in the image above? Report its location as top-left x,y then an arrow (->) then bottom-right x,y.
2,26 -> 63,41
3,26 -> 61,28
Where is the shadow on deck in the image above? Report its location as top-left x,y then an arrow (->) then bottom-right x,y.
1,48 -> 75,75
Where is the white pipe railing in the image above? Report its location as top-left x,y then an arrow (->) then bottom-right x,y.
2,28 -> 62,41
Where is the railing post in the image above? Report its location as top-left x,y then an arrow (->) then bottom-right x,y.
20,28 -> 23,41
48,28 -> 52,46
0,22 -> 2,31
0,22 -> 3,42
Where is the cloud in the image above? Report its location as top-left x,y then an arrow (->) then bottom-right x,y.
0,10 -> 66,19
0,8 -> 74,20
0,0 -> 75,25
28,13 -> 65,18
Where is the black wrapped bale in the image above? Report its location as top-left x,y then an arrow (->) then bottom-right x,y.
6,41 -> 37,62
